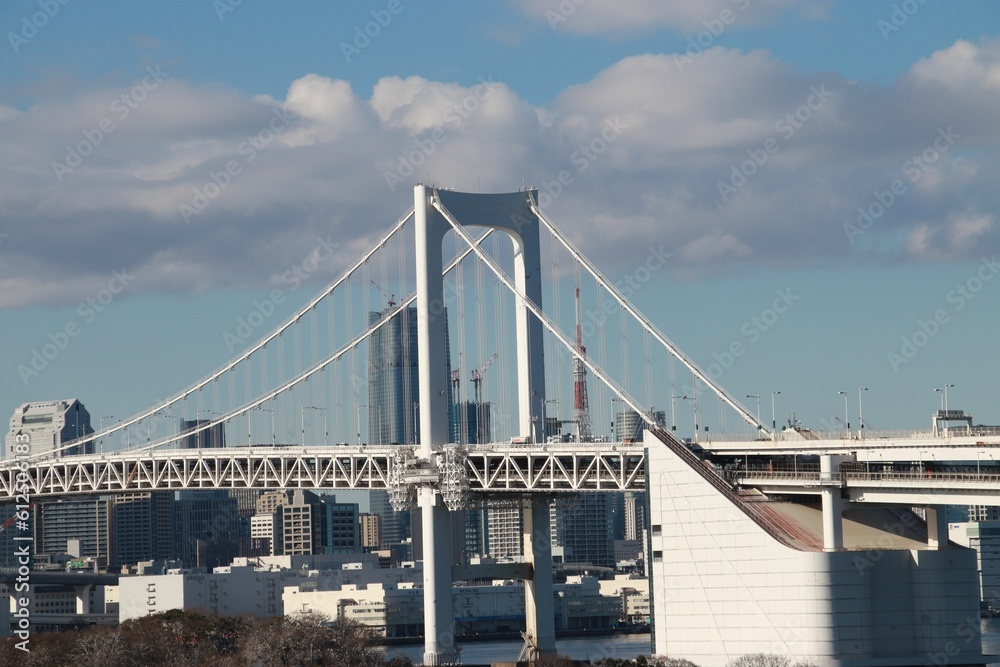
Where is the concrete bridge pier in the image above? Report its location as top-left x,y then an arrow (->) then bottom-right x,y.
820,454 -> 849,551
522,500 -> 556,658
925,505 -> 950,549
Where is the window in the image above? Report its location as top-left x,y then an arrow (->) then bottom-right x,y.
651,524 -> 661,536
652,551 -> 663,563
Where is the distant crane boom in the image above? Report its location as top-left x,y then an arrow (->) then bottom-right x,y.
369,280 -> 396,307
471,353 -> 499,406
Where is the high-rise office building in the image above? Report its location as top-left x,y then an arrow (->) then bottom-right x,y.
623,491 -> 646,542
179,419 -> 226,449
487,505 -> 524,559
6,399 -> 95,459
614,409 -> 666,442
359,513 -> 382,549
550,493 -> 615,568
33,497 -> 113,565
251,490 -> 360,556
114,492 -> 175,567
174,491 -> 244,569
366,305 -> 454,548
451,401 -> 493,445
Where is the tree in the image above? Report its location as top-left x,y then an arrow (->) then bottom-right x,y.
535,652 -> 575,667
727,654 -> 792,667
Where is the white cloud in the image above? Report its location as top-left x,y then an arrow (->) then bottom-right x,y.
2,39 -> 1000,306
509,0 -> 829,35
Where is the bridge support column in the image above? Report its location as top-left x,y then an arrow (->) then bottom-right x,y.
419,488 -> 457,665
523,500 -> 556,657
820,454 -> 845,551
75,584 -> 93,614
926,506 -> 949,550
415,185 -> 458,665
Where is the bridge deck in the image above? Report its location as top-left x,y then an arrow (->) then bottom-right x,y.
0,444 -> 646,499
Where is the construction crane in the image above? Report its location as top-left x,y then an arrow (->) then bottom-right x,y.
0,502 -> 34,533
470,353 -> 499,444
369,280 -> 396,308
451,353 -> 463,399
470,353 -> 499,406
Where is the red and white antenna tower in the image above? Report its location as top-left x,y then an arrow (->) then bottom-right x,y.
572,266 -> 592,442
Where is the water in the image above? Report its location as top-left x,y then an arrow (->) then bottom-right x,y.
385,623 -> 1000,665
385,633 -> 651,664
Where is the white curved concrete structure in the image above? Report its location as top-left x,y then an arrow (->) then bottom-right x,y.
646,429 -> 991,666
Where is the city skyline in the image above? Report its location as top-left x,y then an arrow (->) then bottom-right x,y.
2,3 -> 1000,435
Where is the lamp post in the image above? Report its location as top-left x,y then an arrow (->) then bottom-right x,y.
858,387 -> 868,439
542,399 -> 558,442
301,406 -> 328,447
674,395 -> 696,440
255,407 -> 275,447
935,384 -> 955,436
99,416 -> 113,454
745,395 -> 761,434
838,391 -> 849,435
356,404 -> 367,446
413,402 -> 419,446
770,391 -> 781,442
611,397 -> 621,441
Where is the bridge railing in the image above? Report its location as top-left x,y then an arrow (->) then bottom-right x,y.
736,468 -> 1000,486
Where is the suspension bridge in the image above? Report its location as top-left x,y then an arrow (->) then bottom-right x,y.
4,186 -> 1000,666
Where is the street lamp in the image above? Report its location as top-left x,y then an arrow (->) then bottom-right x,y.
254,407 -> 275,446
935,384 -> 955,437
356,404 -> 367,446
934,384 -> 955,412
542,399 -> 558,442
611,397 -> 621,441
674,395 -> 696,440
858,387 -> 868,439
99,416 -> 113,454
770,391 -> 781,442
745,395 -> 761,433
838,391 -> 849,434
301,406 -> 328,447
413,402 -> 419,446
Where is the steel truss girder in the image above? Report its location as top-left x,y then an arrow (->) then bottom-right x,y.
0,444 -> 646,499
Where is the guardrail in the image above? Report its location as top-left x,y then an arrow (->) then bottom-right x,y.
736,469 -> 1000,486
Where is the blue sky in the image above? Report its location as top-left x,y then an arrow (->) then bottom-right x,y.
2,0 -> 1000,439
